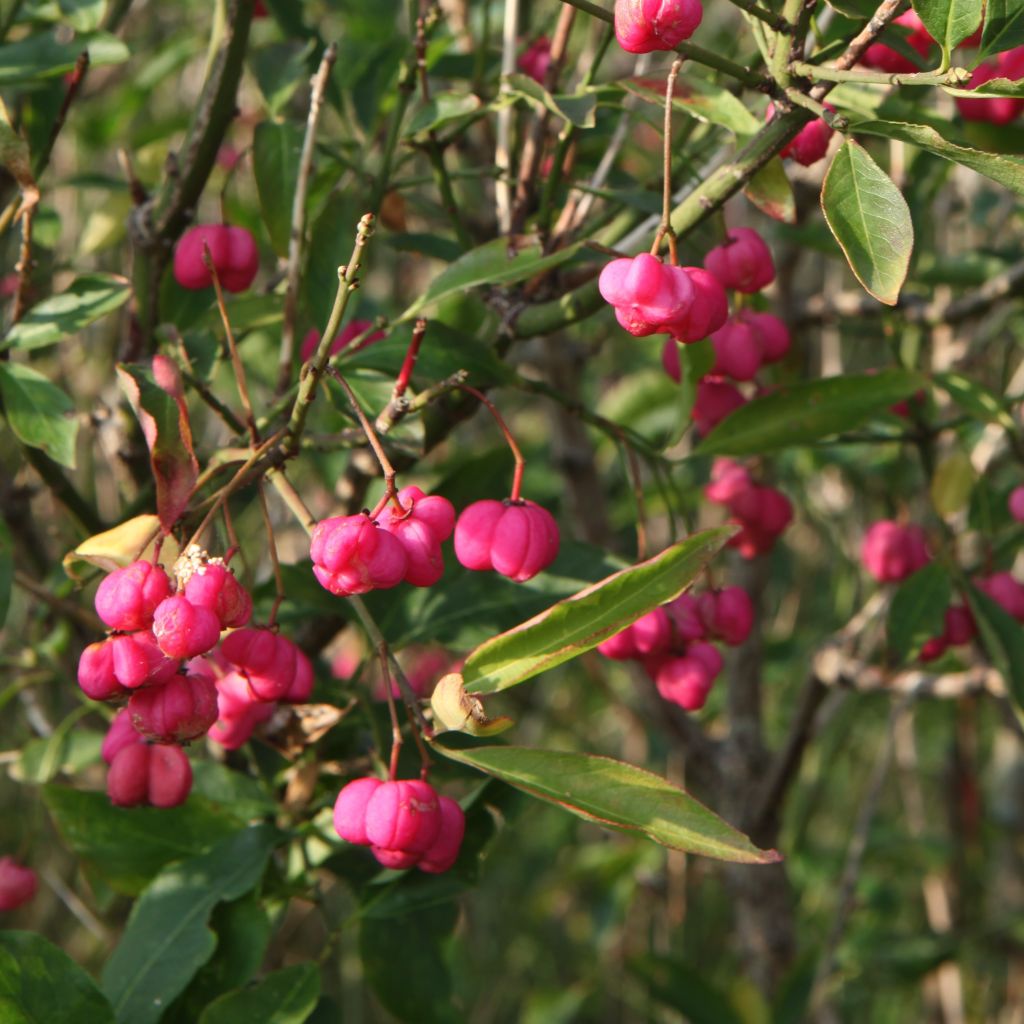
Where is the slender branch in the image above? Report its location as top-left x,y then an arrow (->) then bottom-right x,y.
726,0 -> 789,31
495,0 -> 519,233
276,43 -> 338,396
12,205 -> 34,324
792,59 -> 969,86
651,58 -> 683,263
460,384 -> 526,502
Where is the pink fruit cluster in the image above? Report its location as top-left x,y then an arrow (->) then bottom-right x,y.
78,547 -> 311,808
706,458 -> 793,559
766,101 -> 836,167
311,488 -> 560,595
613,0 -> 702,54
860,520 -> 930,583
599,253 -> 728,342
597,587 -> 753,711
517,36 -> 552,83
173,224 -> 259,293
859,10 -> 934,73
957,47 -> 1024,125
919,604 -> 976,662
0,856 -> 37,911
333,777 -> 465,873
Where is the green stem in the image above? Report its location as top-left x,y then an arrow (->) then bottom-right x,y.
790,59 -> 970,86
769,0 -> 804,88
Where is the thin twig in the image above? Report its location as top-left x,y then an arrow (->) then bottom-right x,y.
460,384 -> 526,502
495,0 -> 519,233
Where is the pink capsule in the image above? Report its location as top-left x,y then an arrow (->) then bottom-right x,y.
333,777 -> 384,846
738,310 -> 790,363
310,514 -> 409,596
376,486 -> 456,588
861,521 -> 930,583
1008,485 -> 1024,523
711,318 -> 763,381
128,670 -> 219,744
704,227 -> 775,293
101,708 -> 145,765
183,563 -> 252,629
94,561 -> 171,632
599,253 -> 696,337
454,499 -> 560,583
364,779 -> 442,854
654,655 -> 714,711
418,796 -> 466,874
692,376 -> 746,434
152,595 -> 222,659
614,0 -> 703,54
0,857 -> 38,911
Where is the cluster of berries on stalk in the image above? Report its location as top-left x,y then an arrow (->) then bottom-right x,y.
706,458 -> 793,560
861,514 -> 1024,663
598,586 -> 753,711
333,777 -> 465,873
77,547 -> 311,808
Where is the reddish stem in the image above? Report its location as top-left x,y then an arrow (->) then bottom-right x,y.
393,318 -> 427,400
460,384 -> 526,502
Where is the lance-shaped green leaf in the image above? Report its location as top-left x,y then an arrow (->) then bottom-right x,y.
432,738 -> 781,864
0,31 -> 129,85
505,73 -> 596,128
101,826 -> 280,1024
933,372 -> 1017,432
2,274 -> 130,353
0,362 -> 78,467
743,156 -> 797,225
822,140 -> 913,305
619,76 -> 760,134
399,236 -> 584,321
887,563 -> 952,662
942,76 -> 1024,100
697,369 -> 925,456
979,0 -> 1024,59
912,0 -> 983,50
406,90 -> 485,137
848,118 -> 1024,197
461,527 -> 733,695
253,121 -> 302,257
117,358 -> 198,533
197,964 -> 320,1024
0,931 -> 116,1024
965,583 -> 1024,712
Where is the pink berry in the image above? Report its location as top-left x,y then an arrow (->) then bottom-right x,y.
418,796 -> 466,874
453,499 -> 560,582
183,563 -> 252,629
738,310 -> 790,363
0,857 -> 38,911
687,640 -> 723,678
662,338 -> 682,382
518,36 -> 552,82
768,102 -> 836,167
919,636 -> 948,662
364,779 -> 442,854
704,227 -> 775,293
597,627 -> 640,661
976,572 -> 1024,621
371,846 -> 422,870
282,643 -> 314,702
77,632 -> 179,701
861,521 -> 930,583
631,607 -> 673,657
220,628 -> 298,701
614,0 -> 703,54
1008,485 -> 1024,523
860,10 -> 934,73
669,267 -> 730,343
705,458 -> 752,505
711,318 -> 763,381
107,743 -> 192,808
310,513 -> 409,596
599,253 -> 696,338
94,561 -> 171,632
376,486 -> 456,588
664,593 -> 706,643
333,777 -> 384,846
206,706 -> 272,750
152,595 -> 222,659
128,669 -> 219,744
653,655 -> 714,711
943,604 -> 976,646
702,587 -> 754,646
692,376 -> 746,434
107,743 -> 150,807
174,224 -> 259,293
101,708 -> 145,765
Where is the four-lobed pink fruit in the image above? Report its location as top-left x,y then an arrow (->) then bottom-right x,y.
173,224 -> 259,292
128,669 -> 219,744
183,563 -> 253,629
310,513 -> 409,596
704,227 -> 775,293
376,486 -> 456,587
613,0 -> 703,54
0,856 -> 37,911
107,742 -> 193,808
94,561 -> 171,632
861,520 -> 930,583
454,499 -> 560,582
152,594 -> 222,659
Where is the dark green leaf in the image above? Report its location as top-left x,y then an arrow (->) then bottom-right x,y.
630,955 -> 745,1024
887,563 -> 952,661
619,76 -> 760,134
461,527 -> 732,695
101,826 -> 280,1024
432,738 -> 780,863
2,274 -> 130,353
979,0 -> 1024,59
849,118 -> 1024,197
0,31 -> 129,85
254,121 -> 303,257
405,91 -> 483,137
399,237 -> 585,321
0,362 -> 77,467
57,0 -> 106,32
250,40 -> 317,116
697,369 -> 926,455
821,140 -> 913,305
197,965 -> 320,1024
505,73 -> 596,128
743,156 -> 797,224
965,584 -> 1024,712
912,0 -> 982,49
43,786 -> 243,895
0,930 -> 115,1024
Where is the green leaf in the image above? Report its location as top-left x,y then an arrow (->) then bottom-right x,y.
197,965 -> 320,1024
979,0 -> 1024,59
432,738 -> 781,863
911,0 -> 982,49
930,450 -> 976,517
0,362 -> 77,467
743,156 -> 796,224
399,237 -> 585,321
101,826 -> 280,1024
0,930 -> 115,1024
43,785 -> 243,895
0,519 -> 10,629
848,118 -> 1024,197
406,90 -> 484,137
2,274 -> 130,353
0,31 -> 129,85
697,369 -> 925,455
942,76 -> 1024,99
250,40 -> 317,116
505,73 -> 596,128
461,528 -> 733,695
57,0 -> 107,32
619,75 -> 760,135
360,904 -> 460,1024
933,372 -> 1017,432
965,584 -> 1024,712
887,563 -> 952,662
630,955 -> 746,1024
253,121 -> 303,258
821,140 -> 913,305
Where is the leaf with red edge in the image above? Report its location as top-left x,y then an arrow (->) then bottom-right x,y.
117,357 -> 198,533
